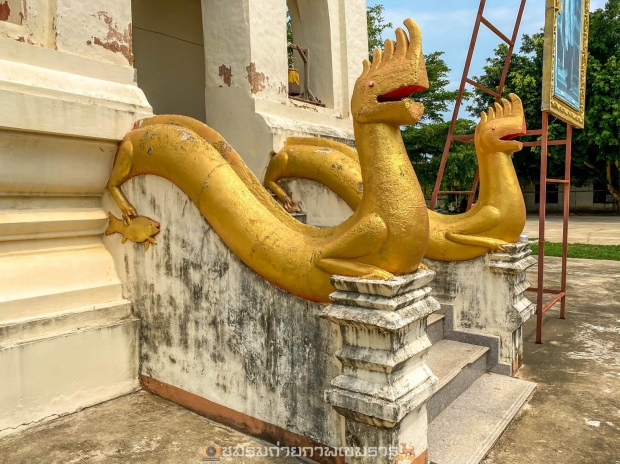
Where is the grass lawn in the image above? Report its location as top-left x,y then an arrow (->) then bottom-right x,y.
530,241 -> 620,261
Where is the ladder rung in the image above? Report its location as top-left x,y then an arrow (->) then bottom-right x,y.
451,134 -> 474,141
522,139 -> 568,147
480,16 -> 513,45
465,78 -> 500,98
547,179 -> 570,184
438,191 -> 475,195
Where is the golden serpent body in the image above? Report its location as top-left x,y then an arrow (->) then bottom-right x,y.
106,19 -> 431,302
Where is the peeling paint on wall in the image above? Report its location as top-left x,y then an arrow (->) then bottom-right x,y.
0,2 -> 10,22
218,65 -> 232,87
246,62 -> 266,94
90,11 -> 133,65
18,0 -> 25,23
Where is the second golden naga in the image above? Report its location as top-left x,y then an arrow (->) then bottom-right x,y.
265,93 -> 528,261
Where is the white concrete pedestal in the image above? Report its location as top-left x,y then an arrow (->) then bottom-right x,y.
424,241 -> 537,375
321,270 -> 439,463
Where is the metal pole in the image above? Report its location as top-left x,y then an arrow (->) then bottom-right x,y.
560,124 -> 572,319
496,0 -> 527,98
466,170 -> 480,210
430,0 -> 487,210
536,111 -> 549,344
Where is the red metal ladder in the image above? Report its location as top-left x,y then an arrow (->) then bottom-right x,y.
429,0 -> 528,210
429,0 -> 573,343
525,113 -> 573,344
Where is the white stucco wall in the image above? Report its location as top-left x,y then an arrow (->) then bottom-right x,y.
103,175 -> 344,448
0,0 -> 150,435
132,0 -> 206,122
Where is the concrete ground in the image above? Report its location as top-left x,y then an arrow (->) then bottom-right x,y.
0,391 -> 302,464
523,215 -> 620,245
1,257 -> 618,464
483,257 -> 620,464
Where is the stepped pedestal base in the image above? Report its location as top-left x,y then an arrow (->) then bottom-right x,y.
321,270 -> 439,463
424,241 -> 536,375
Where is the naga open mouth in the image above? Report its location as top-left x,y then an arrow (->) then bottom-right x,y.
499,118 -> 527,141
378,85 -> 428,103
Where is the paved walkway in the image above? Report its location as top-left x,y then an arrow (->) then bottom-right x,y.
523,215 -> 620,245
483,257 -> 620,464
0,391 -> 303,464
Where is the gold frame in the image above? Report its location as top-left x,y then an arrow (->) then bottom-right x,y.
542,0 -> 590,128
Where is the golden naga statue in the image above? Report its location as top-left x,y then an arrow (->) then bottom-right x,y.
106,19 -> 430,302
265,94 -> 528,261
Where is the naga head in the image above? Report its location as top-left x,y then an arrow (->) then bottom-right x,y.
351,18 -> 429,126
474,93 -> 527,154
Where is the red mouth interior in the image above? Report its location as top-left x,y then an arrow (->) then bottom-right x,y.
500,118 -> 527,140
378,85 -> 427,103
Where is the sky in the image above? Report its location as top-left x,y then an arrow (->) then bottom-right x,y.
367,0 -> 607,120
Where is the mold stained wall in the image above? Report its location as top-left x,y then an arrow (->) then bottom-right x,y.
131,0 -> 206,122
103,175 -> 344,448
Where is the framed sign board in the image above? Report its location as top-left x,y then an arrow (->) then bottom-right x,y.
542,0 -> 590,128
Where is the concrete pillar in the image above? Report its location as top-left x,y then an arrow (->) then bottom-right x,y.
424,241 -> 537,376
201,0 -> 366,176
321,270 -> 439,463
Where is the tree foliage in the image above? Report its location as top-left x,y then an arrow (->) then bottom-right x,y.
403,52 -> 476,198
468,0 -> 620,201
403,119 -> 478,199
367,4 -> 393,59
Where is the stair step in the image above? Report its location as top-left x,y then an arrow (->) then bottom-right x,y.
428,373 -> 536,464
290,211 -> 307,224
0,244 -> 123,322
0,208 -> 107,242
0,299 -> 133,348
426,339 -> 488,423
427,313 -> 444,345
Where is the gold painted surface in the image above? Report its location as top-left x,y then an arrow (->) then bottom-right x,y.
106,19 -> 430,302
541,0 -> 590,128
105,213 -> 160,250
264,137 -> 362,213
263,95 -> 528,261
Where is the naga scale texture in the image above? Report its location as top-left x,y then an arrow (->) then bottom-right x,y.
106,19 -> 430,303
265,94 -> 528,261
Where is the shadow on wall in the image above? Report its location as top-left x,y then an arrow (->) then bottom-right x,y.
132,0 -> 207,122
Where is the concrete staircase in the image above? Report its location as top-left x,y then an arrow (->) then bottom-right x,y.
267,189 -> 307,223
425,310 -> 536,464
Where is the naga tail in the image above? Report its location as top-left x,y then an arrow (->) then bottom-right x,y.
105,212 -> 123,236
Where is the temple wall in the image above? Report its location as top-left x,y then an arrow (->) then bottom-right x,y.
103,175 -> 345,448
1,0 -> 368,436
200,0 -> 366,228
131,0 -> 206,122
0,0 -> 150,435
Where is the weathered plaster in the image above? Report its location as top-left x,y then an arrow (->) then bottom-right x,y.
201,0 -> 366,197
55,0 -> 133,66
219,64 -> 232,87
104,175 -> 345,448
423,244 -> 536,372
246,62 -> 266,94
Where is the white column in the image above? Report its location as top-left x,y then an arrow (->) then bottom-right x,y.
321,270 -> 439,463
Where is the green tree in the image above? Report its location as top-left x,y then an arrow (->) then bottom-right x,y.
468,0 -> 620,202
367,5 -> 477,202
402,52 -> 476,200
367,4 -> 393,59
403,119 -> 478,200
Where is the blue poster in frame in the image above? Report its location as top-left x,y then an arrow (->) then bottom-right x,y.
542,0 -> 589,128
553,0 -> 584,111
